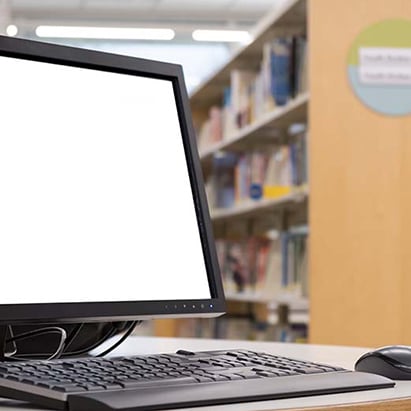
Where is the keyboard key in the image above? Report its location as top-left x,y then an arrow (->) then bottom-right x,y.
120,377 -> 197,389
234,371 -> 262,380
193,376 -> 214,383
176,350 -> 195,356
207,375 -> 229,382
100,383 -> 122,390
53,385 -> 87,393
293,367 -> 327,374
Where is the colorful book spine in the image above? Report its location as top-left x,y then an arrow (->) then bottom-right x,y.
216,227 -> 308,299
195,35 -> 308,152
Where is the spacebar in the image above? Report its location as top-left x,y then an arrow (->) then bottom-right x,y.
67,372 -> 394,411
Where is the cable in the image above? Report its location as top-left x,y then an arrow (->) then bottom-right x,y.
1,321 -> 139,361
95,321 -> 139,357
0,326 -> 13,361
6,327 -> 67,361
4,326 -> 17,357
62,324 -> 118,358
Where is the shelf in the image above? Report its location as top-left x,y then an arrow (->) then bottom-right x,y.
287,312 -> 309,324
225,292 -> 309,324
199,92 -> 308,162
210,187 -> 308,222
225,291 -> 308,307
190,0 -> 307,109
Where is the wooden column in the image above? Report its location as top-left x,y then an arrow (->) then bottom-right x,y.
309,0 -> 411,346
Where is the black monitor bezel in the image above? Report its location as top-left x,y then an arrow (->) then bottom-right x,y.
0,35 -> 226,325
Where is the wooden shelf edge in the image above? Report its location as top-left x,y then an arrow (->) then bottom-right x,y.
225,291 -> 309,307
210,187 -> 308,221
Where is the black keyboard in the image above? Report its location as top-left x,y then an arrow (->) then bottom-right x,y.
0,349 -> 394,410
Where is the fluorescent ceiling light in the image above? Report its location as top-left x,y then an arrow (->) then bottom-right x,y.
6,25 -> 18,37
35,26 -> 175,40
192,29 -> 251,43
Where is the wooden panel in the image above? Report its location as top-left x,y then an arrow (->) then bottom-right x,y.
309,0 -> 411,346
279,398 -> 411,411
153,319 -> 178,337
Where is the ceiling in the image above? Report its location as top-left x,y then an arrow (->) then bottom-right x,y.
2,0 -> 287,91
7,0 -> 285,35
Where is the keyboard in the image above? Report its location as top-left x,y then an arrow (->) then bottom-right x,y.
0,349 -> 394,410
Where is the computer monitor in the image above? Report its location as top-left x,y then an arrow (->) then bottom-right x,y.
0,35 -> 225,328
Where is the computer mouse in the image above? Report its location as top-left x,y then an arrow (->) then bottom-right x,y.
355,345 -> 411,380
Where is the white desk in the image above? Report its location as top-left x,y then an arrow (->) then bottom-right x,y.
0,336 -> 410,411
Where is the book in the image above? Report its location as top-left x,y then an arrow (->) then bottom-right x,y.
279,227 -> 309,296
234,153 -> 251,203
224,240 -> 249,293
230,69 -> 257,131
249,150 -> 269,200
210,152 -> 237,208
270,38 -> 292,106
296,36 -> 308,95
197,106 -> 223,151
259,235 -> 283,296
289,126 -> 308,186
263,145 -> 292,198
261,42 -> 276,113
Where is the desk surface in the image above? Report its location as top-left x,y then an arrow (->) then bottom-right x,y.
0,336 -> 410,411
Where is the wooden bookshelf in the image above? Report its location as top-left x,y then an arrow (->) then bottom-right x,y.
157,0 -> 411,347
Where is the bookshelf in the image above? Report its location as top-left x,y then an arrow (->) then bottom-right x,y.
199,92 -> 308,162
190,0 -> 307,110
185,0 -> 309,342
225,292 -> 309,324
155,0 -> 411,347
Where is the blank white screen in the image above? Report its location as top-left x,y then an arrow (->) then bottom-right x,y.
0,55 -> 211,304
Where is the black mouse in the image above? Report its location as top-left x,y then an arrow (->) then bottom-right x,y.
355,345 -> 411,380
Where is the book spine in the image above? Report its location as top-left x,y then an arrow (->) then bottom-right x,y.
271,38 -> 291,106
212,152 -> 237,208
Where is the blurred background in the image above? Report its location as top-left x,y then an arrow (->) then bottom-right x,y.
0,0 -> 287,91
2,0 -> 411,349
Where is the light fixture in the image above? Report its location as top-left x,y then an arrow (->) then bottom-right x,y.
6,25 -> 18,37
192,29 -> 251,43
35,26 -> 175,41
